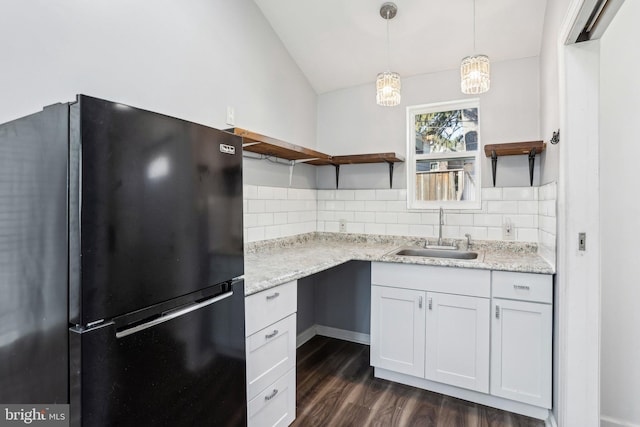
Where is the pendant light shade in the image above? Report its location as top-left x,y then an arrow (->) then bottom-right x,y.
461,54 -> 490,94
461,0 -> 490,94
376,2 -> 401,107
376,71 -> 401,106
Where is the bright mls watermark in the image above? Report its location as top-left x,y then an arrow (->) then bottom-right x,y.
0,405 -> 68,427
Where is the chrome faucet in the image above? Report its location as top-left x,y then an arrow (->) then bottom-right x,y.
437,207 -> 444,246
465,233 -> 472,250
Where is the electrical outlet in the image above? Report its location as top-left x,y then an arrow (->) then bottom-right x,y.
339,219 -> 347,232
503,218 -> 514,240
226,106 -> 235,126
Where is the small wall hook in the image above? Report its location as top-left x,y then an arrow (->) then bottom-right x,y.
550,129 -> 560,145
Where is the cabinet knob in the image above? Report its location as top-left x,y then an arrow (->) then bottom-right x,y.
264,389 -> 279,401
266,292 -> 280,301
265,329 -> 279,339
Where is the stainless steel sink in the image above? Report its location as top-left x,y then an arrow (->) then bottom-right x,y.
392,247 -> 479,260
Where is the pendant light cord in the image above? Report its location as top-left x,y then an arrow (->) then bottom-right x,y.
386,10 -> 391,71
472,0 -> 476,54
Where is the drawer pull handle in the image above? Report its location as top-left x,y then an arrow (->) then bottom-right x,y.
495,305 -> 500,319
418,296 -> 423,309
428,297 -> 433,310
265,389 -> 279,401
266,292 -> 280,300
513,285 -> 530,291
265,329 -> 279,339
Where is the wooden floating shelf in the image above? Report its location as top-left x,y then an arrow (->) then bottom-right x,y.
483,141 -> 546,187
226,128 -> 404,188
227,128 -> 332,165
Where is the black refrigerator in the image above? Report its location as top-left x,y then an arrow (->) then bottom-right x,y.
0,95 -> 247,426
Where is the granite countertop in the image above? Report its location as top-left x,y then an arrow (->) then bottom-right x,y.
243,233 -> 555,296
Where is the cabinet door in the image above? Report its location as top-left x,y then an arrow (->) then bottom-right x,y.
425,293 -> 490,392
491,299 -> 552,408
371,285 -> 426,378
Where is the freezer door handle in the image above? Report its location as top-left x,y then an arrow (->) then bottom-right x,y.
115,291 -> 234,339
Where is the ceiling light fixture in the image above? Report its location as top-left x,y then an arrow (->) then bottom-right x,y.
376,2 -> 401,107
461,0 -> 490,94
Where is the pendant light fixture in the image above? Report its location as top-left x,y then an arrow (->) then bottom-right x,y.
460,0 -> 490,94
376,2 -> 401,106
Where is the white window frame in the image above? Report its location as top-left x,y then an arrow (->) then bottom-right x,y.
406,99 -> 482,210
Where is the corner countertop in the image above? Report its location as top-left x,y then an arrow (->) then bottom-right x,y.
243,233 -> 555,296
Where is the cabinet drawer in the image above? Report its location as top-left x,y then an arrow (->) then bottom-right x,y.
248,368 -> 296,427
246,314 -> 296,401
246,280 -> 297,336
492,271 -> 552,303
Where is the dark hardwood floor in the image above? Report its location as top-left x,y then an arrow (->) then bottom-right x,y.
292,336 -> 544,427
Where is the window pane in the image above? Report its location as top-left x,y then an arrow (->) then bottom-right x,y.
415,158 -> 477,201
415,108 -> 478,155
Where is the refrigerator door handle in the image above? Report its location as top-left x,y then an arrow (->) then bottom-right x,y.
115,291 -> 233,339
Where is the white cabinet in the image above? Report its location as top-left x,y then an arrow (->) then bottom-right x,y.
370,285 -> 425,377
425,292 -> 490,393
245,281 -> 297,427
490,272 -> 552,408
370,263 -> 491,394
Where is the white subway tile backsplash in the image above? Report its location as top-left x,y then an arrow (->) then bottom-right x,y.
445,213 -> 474,226
325,200 -> 345,211
337,211 -> 355,222
386,201 -> 406,212
365,201 -> 387,212
344,201 -> 366,211
518,201 -> 539,214
274,212 -> 288,225
335,190 -> 355,200
244,185 -> 258,199
387,224 -> 410,236
257,213 -> 274,226
247,227 -> 265,242
317,190 -> 335,200
473,213 -> 503,227
503,187 -> 536,201
347,222 -> 365,234
517,228 -> 538,242
481,188 -> 503,200
355,190 -> 376,200
408,224 -> 434,238
354,211 -> 376,223
397,212 -> 422,225
375,189 -> 400,200
244,184 -> 556,250
247,200 -> 266,213
488,201 -> 518,214
365,223 -> 386,234
376,212 -> 398,224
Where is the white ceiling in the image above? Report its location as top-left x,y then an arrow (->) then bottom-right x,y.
254,0 -> 548,94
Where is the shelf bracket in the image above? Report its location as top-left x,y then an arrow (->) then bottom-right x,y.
528,148 -> 536,186
386,161 -> 394,189
288,158 -> 319,187
490,150 -> 497,187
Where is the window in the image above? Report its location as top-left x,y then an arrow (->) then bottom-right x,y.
406,99 -> 481,210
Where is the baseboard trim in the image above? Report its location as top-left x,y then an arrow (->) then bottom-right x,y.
296,324 -> 370,348
600,415 -> 640,427
375,367 -> 550,421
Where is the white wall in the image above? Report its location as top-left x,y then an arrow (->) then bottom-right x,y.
0,0 -> 317,154
539,0 -> 573,185
600,1 -> 640,425
317,57 -> 541,189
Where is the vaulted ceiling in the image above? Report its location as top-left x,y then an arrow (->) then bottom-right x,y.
254,0 -> 548,94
